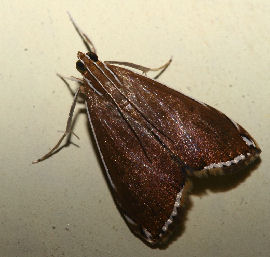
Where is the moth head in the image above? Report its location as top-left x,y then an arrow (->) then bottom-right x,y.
76,51 -> 99,74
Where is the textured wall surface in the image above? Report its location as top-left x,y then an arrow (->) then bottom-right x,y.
0,1 -> 269,256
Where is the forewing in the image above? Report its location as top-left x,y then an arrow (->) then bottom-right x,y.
106,64 -> 261,172
85,88 -> 186,244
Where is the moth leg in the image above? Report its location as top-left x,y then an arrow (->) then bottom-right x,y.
32,88 -> 81,164
105,58 -> 172,79
68,12 -> 97,54
57,74 -> 85,104
57,73 -> 83,84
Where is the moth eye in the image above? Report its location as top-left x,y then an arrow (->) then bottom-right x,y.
86,51 -> 98,62
76,60 -> 87,72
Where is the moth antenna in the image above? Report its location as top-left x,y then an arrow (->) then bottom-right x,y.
153,57 -> 172,80
67,12 -> 97,54
32,88 -> 80,164
105,57 -> 172,79
81,32 -> 97,54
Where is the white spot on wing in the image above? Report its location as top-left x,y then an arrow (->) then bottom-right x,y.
242,136 -> 256,147
203,154 -> 246,170
124,214 -> 136,226
142,228 -> 154,243
159,187 -> 184,235
230,118 -> 240,131
140,187 -> 184,241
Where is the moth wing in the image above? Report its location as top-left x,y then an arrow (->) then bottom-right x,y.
86,91 -> 186,244
107,64 -> 261,172
82,58 -> 260,244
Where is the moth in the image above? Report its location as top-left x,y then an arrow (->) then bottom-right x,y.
34,16 -> 261,245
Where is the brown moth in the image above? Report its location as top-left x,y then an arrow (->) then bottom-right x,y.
34,16 -> 261,245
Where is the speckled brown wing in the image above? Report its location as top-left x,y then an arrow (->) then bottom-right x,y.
78,53 -> 190,244
106,64 -> 261,172
85,86 -> 186,244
